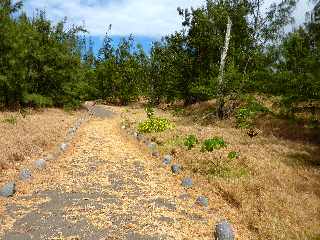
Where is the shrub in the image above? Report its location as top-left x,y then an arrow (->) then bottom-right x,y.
184,135 -> 199,150
228,151 -> 240,160
201,137 -> 227,152
138,117 -> 172,133
138,107 -> 173,133
22,93 -> 53,108
235,96 -> 270,128
235,107 -> 253,128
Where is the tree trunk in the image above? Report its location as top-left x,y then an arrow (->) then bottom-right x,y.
217,16 -> 232,119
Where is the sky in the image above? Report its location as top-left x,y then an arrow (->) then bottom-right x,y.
20,0 -> 314,54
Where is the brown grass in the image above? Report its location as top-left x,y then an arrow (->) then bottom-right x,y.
0,108 -> 82,184
116,100 -> 320,240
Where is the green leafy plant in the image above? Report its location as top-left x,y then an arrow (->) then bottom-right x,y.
184,135 -> 199,150
138,117 -> 172,133
138,108 -> 172,133
201,137 -> 227,152
235,107 -> 254,128
228,151 -> 240,160
236,96 -> 270,128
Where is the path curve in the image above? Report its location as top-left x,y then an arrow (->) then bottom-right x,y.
0,106 -> 215,240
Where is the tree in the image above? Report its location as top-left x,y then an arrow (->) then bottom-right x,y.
217,17 -> 232,119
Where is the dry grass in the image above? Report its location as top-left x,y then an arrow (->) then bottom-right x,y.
116,100 -> 320,240
0,108 -> 82,184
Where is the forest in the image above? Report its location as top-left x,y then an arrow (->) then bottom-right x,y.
0,0 -> 319,113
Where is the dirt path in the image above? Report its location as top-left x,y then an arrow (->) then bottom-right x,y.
0,106 -> 215,240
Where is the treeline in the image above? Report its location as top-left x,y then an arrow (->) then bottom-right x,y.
0,0 -> 319,110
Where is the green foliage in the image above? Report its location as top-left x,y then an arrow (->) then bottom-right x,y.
236,107 -> 254,128
236,96 -> 269,128
207,160 -> 248,178
138,117 -> 172,133
22,93 -> 53,108
0,1 -> 90,108
184,135 -> 199,150
228,151 -> 240,160
1,0 -> 318,114
201,137 -> 227,152
2,115 -> 17,125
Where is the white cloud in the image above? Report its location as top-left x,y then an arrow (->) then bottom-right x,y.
22,0 -> 313,37
23,0 -> 204,37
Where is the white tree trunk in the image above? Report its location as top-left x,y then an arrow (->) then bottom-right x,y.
217,16 -> 232,119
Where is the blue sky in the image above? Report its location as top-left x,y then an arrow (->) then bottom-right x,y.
20,0 -> 314,54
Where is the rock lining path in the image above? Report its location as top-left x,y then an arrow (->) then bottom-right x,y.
0,105 -> 217,239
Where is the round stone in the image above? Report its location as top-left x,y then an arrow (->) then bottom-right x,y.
214,220 -> 235,240
0,182 -> 16,197
196,196 -> 209,207
34,159 -> 46,170
171,164 -> 182,173
163,155 -> 173,165
181,177 -> 193,188
148,142 -> 157,151
20,169 -> 32,181
60,143 -> 68,151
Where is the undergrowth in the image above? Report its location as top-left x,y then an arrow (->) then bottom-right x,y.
184,135 -> 199,150
236,95 -> 270,128
138,107 -> 173,133
201,137 -> 227,152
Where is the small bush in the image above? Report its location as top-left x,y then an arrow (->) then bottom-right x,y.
228,151 -> 240,160
236,96 -> 269,128
138,117 -> 172,133
22,93 -> 53,108
184,135 -> 199,150
2,115 -> 17,125
235,107 -> 254,128
201,137 -> 227,152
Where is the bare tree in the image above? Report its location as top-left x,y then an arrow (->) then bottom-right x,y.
216,16 -> 232,119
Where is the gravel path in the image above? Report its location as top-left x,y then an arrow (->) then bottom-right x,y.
0,106 -> 215,239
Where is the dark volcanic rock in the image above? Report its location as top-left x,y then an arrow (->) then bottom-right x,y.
171,164 -> 182,173
0,182 -> 16,197
20,169 -> 32,181
196,196 -> 209,207
181,177 -> 193,188
163,155 -> 173,165
214,220 -> 235,240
